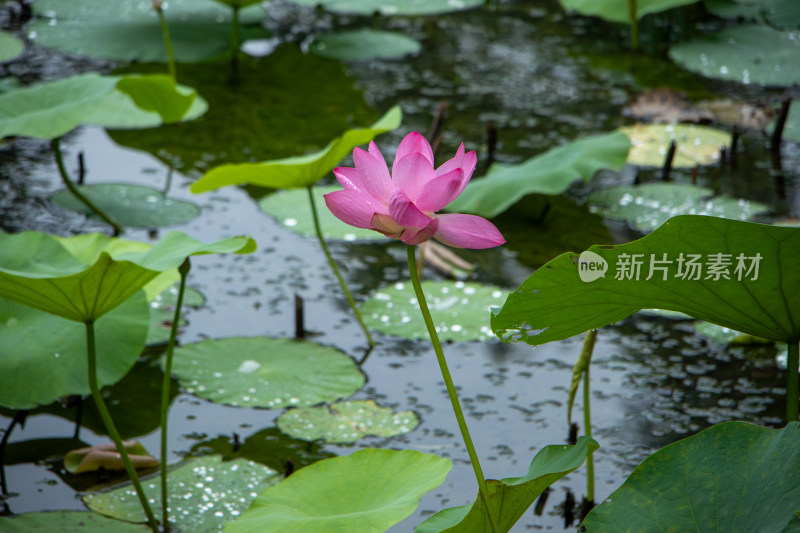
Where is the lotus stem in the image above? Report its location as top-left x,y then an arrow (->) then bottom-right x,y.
306,185 -> 375,350
154,1 -> 177,81
788,340 -> 799,422
159,258 -> 190,532
581,330 -> 597,505
85,320 -> 159,532
52,138 -> 122,236
628,0 -> 638,50
407,245 -> 498,533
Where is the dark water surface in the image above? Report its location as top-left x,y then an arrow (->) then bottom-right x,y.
1,0 -> 797,530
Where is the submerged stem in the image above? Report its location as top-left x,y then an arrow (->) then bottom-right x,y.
787,340 -> 799,422
85,321 -> 159,532
52,138 -> 122,236
407,246 -> 498,533
160,259 -> 191,532
307,185 -> 375,350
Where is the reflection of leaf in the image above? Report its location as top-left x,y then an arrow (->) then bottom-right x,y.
670,24 -> 800,87
491,215 -> 800,345
229,449 -> 451,533
259,185 -> 382,241
277,400 -> 419,443
588,183 -> 768,233
30,0 -> 269,63
109,46 -> 380,177
191,106 -> 401,192
51,184 -> 200,228
289,0 -> 483,15
0,511 -> 151,532
581,422 -> 800,532
85,455 -> 280,531
171,337 -> 365,408
560,0 -> 698,23
310,30 -> 421,61
64,441 -> 158,474
448,132 -> 630,218
362,281 -> 508,342
417,436 -> 598,532
187,427 -> 335,472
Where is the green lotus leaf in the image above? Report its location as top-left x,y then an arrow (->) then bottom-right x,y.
191,105 -> 401,192
0,292 -> 148,409
84,455 -> 281,531
693,321 -> 772,344
580,422 -> 800,532
116,75 -> 196,124
0,73 -> 206,140
277,400 -> 419,443
171,337 -> 365,408
560,0 -> 700,24
0,511 -> 151,532
669,24 -> 800,87
491,216 -> 800,345
0,230 -> 255,322
288,0 -> 483,15
448,131 -> 630,218
362,281 -> 509,342
0,31 -> 24,63
310,30 -> 422,61
588,183 -> 769,233
30,0 -> 269,63
228,449 -> 451,533
417,436 -> 598,532
619,123 -> 731,167
51,184 -> 200,228
259,185 -> 383,241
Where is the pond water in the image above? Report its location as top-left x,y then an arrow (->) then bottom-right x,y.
1,0 -> 798,531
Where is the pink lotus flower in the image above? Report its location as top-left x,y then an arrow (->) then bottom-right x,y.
324,132 -> 505,249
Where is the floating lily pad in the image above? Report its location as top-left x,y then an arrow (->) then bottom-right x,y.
704,0 -> 800,29
259,185 -> 383,241
277,400 -> 419,443
147,284 -> 205,346
30,0 -> 269,63
449,131 -> 630,218
0,511 -> 151,532
52,184 -> 200,228
289,0 -> 483,15
362,281 -> 508,341
85,455 -> 280,531
560,0 -> 699,23
588,183 -> 769,233
0,293 -> 149,410
0,31 -> 23,63
669,24 -> 800,87
309,29 -> 421,61
580,422 -> 800,531
619,123 -> 731,167
171,337 -> 365,408
228,449 -> 451,533
188,427 -> 335,472
109,46 -> 379,177
0,73 -> 205,140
